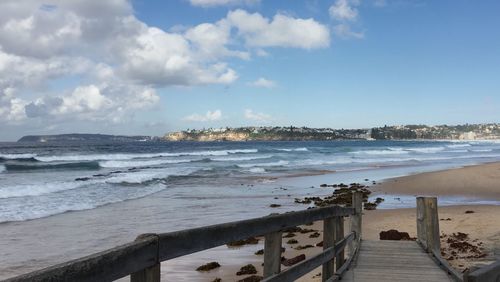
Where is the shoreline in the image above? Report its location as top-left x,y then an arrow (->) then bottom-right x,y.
373,161 -> 500,200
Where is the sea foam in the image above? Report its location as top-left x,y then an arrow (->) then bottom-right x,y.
0,153 -> 37,159
237,160 -> 289,168
99,159 -> 192,168
0,181 -> 93,199
34,149 -> 258,162
276,147 -> 309,152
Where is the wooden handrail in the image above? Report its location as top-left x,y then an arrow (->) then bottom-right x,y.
5,236 -> 159,282
5,203 -> 357,282
157,205 -> 355,261
463,260 -> 500,282
262,232 -> 355,282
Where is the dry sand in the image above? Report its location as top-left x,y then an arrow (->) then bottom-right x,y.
170,162 -> 500,281
373,161 -> 500,200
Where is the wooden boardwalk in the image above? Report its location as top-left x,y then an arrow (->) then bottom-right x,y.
342,240 -> 454,282
7,193 -> 499,282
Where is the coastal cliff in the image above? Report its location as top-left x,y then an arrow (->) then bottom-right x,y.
164,123 -> 500,142
164,126 -> 370,141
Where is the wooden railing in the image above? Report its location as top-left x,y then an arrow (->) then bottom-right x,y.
5,192 -> 364,282
417,197 -> 500,282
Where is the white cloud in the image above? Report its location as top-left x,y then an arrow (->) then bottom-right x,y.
0,1 -> 242,127
333,24 -> 364,39
183,110 -> 223,122
227,9 -> 330,49
189,0 -> 260,7
249,77 -> 276,88
329,0 -> 358,21
244,109 -> 272,123
328,0 -> 364,40
0,1 -> 331,136
121,26 -> 239,86
24,82 -> 159,123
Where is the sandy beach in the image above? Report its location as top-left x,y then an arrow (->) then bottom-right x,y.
373,161 -> 500,200
183,162 -> 500,282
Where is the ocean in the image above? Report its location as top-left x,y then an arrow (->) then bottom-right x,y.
1,140 -> 500,223
1,139 -> 500,279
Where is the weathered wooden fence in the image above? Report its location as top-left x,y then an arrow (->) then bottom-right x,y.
417,196 -> 500,282
5,193 -> 500,282
5,192 -> 364,282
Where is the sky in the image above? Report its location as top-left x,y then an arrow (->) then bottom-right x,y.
0,0 -> 499,141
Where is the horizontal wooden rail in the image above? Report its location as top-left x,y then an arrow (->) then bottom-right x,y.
157,205 -> 354,261
5,236 -> 158,282
262,232 -> 355,282
328,237 -> 361,282
464,261 -> 500,282
5,205 -> 355,282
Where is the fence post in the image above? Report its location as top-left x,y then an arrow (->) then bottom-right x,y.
416,197 -> 427,249
131,234 -> 160,282
416,197 -> 440,254
424,197 -> 440,254
264,231 -> 282,278
348,191 -> 363,256
322,217 -> 335,281
334,216 -> 345,271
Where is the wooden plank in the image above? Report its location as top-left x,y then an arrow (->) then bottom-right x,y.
130,264 -> 160,282
322,217 -> 335,281
263,231 -> 282,278
5,236 -> 159,282
348,192 -> 362,256
158,205 -> 354,261
334,216 -> 345,271
262,232 -> 354,282
464,261 -> 500,282
424,197 -> 441,254
130,234 -> 160,282
416,197 -> 427,249
339,240 -> 455,282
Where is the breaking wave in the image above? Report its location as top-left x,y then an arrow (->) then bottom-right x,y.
100,159 -> 192,168
237,160 -> 289,168
276,147 -> 309,152
34,149 -> 258,162
4,161 -> 101,171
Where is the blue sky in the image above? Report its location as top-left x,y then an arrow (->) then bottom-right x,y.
0,0 -> 499,140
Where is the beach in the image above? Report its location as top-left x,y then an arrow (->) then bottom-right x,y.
1,141 -> 499,281
373,161 -> 500,200
176,163 -> 500,282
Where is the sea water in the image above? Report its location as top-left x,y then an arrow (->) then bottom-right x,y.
1,140 -> 500,223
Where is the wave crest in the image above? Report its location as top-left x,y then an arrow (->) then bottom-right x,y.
4,161 -> 100,171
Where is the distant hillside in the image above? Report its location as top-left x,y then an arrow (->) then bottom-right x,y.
18,134 -> 153,143
164,126 -> 371,141
164,123 -> 500,141
370,123 -> 500,140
